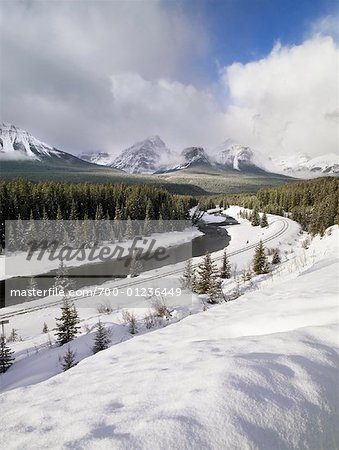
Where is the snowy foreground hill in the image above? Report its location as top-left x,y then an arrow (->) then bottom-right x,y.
0,214 -> 338,449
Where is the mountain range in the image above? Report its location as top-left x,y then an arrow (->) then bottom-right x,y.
1,123 -> 338,181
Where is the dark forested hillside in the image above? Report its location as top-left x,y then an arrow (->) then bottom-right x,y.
222,177 -> 339,235
0,179 -> 195,248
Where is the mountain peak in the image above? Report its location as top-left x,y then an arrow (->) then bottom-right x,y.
110,136 -> 173,174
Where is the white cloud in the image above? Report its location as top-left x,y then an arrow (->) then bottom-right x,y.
0,2 -> 338,160
221,35 -> 339,158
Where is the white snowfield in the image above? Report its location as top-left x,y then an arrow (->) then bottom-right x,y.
0,213 -> 338,449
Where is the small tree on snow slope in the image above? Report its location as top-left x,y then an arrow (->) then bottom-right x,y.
260,212 -> 269,228
196,252 -> 222,303
272,248 -> 281,264
0,336 -> 15,373
220,249 -> 231,279
61,346 -> 78,371
180,259 -> 194,290
55,297 -> 81,346
92,320 -> 111,354
253,240 -> 270,275
250,207 -> 260,226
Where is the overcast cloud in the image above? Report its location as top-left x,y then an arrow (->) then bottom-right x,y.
0,0 -> 338,158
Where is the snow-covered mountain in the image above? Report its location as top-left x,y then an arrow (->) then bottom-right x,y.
0,123 -> 64,160
277,153 -> 339,178
109,136 -> 175,174
0,123 -> 88,166
78,151 -> 117,167
211,140 -> 275,173
159,147 -> 211,173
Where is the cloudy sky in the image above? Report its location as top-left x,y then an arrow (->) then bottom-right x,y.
0,0 -> 338,158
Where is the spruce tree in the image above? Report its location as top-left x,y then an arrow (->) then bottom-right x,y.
55,297 -> 81,346
260,212 -> 269,228
0,336 -> 15,373
253,241 -> 270,274
92,320 -> 110,354
220,249 -> 231,279
196,252 -> 222,303
250,207 -> 260,226
272,248 -> 281,264
180,259 -> 194,290
61,346 -> 78,371
54,260 -> 73,295
143,200 -> 153,236
129,251 -> 142,277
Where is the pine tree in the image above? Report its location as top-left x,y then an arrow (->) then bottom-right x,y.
27,276 -> 38,300
260,212 -> 269,228
61,345 -> 78,371
220,249 -> 231,279
129,251 -> 143,277
180,259 -> 194,290
92,320 -> 110,354
8,328 -> 18,342
125,216 -> 134,240
55,297 -> 80,346
143,200 -> 153,236
196,252 -> 222,303
54,260 -> 73,295
0,336 -> 15,373
272,248 -> 281,264
253,240 -> 270,274
250,207 -> 260,226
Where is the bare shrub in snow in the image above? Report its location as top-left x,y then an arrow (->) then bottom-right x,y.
97,302 -> 114,315
150,295 -> 172,318
143,312 -> 156,329
121,310 -> 138,334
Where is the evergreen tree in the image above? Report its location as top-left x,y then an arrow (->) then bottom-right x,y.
0,336 -> 15,373
61,345 -> 78,371
54,260 -> 73,294
92,320 -> 110,354
8,328 -> 18,342
27,276 -> 38,300
129,251 -> 143,277
250,207 -> 260,226
125,216 -> 134,240
55,297 -> 80,346
143,200 -> 153,236
180,259 -> 194,290
253,241 -> 270,274
260,212 -> 269,228
196,252 -> 222,303
220,249 -> 231,279
272,249 -> 281,264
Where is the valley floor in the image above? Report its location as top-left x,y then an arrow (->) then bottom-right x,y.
0,210 -> 338,449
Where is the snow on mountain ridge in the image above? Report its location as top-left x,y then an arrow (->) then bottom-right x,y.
0,123 -> 63,160
110,135 -> 176,174
278,152 -> 339,177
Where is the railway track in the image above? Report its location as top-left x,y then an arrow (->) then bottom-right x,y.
0,218 -> 290,320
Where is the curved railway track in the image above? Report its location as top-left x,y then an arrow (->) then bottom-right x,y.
0,218 -> 290,320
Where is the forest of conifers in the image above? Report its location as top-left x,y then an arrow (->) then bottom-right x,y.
0,179 -> 195,248
222,177 -> 339,235
0,177 -> 338,249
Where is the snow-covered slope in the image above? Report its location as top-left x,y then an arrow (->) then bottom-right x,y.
0,223 -> 338,449
0,123 -> 90,167
212,140 -> 276,173
0,123 -> 65,160
110,136 -> 175,174
158,146 -> 212,173
278,153 -> 339,178
78,151 -> 117,166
